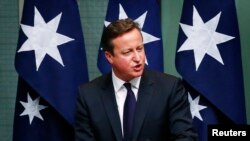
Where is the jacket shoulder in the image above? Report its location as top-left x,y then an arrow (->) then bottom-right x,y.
145,69 -> 181,83
78,73 -> 111,90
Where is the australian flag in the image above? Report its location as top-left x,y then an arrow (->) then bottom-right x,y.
13,0 -> 89,140
175,0 -> 247,140
97,0 -> 163,74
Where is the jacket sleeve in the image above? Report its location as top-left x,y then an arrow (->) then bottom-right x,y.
167,78 -> 198,141
74,88 -> 96,141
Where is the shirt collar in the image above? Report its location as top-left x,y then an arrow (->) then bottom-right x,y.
112,70 -> 141,93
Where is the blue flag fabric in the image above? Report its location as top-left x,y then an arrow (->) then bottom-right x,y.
13,0 -> 88,140
176,0 -> 247,140
97,0 -> 163,74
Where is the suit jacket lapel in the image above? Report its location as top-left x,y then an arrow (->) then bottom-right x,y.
133,70 -> 154,139
101,74 -> 123,141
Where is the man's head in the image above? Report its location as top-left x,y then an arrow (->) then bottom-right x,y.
102,18 -> 146,81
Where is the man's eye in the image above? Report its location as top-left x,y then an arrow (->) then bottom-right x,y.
137,47 -> 143,51
123,51 -> 130,55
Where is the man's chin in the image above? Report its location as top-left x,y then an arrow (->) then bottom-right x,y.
133,70 -> 143,77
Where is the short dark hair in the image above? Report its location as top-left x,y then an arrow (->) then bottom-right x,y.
101,18 -> 141,54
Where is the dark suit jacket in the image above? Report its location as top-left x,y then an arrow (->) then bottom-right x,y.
74,69 -> 197,141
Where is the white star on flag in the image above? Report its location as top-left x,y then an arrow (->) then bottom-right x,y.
188,93 -> 207,121
178,6 -> 235,71
104,4 -> 160,65
18,7 -> 74,71
20,93 -> 48,124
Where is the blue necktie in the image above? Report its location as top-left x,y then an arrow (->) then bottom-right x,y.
123,83 -> 136,141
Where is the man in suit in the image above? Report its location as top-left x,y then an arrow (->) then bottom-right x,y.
74,18 -> 197,141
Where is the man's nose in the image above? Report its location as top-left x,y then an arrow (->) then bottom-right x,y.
132,51 -> 140,61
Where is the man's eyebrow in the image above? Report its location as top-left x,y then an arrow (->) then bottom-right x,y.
137,43 -> 144,47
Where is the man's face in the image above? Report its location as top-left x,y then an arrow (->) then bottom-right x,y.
105,28 -> 145,81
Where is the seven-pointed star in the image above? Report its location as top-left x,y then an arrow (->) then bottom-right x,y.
178,6 -> 235,71
104,4 -> 160,65
188,93 -> 207,121
18,7 -> 74,71
20,93 -> 47,124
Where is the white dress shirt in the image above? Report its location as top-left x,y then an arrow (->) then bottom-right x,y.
112,71 -> 141,136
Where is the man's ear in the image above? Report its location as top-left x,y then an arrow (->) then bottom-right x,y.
104,51 -> 113,64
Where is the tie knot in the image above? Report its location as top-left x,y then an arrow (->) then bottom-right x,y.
124,83 -> 132,91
